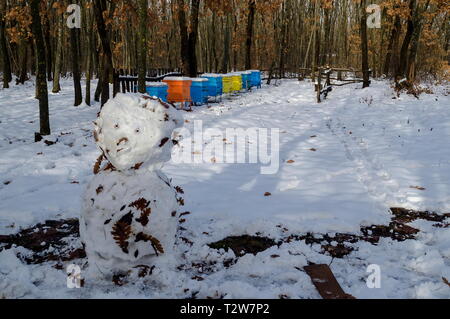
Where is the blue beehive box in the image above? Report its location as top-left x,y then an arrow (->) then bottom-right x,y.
201,74 -> 223,97
190,78 -> 208,105
146,82 -> 168,102
248,70 -> 262,88
240,71 -> 252,90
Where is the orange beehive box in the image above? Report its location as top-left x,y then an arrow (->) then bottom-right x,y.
162,77 -> 192,103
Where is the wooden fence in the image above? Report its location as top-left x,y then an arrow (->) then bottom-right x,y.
113,68 -> 183,96
298,67 -> 372,102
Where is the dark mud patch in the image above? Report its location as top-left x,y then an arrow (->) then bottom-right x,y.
209,235 -> 277,257
209,208 -> 449,259
0,218 -> 85,264
390,207 -> 450,224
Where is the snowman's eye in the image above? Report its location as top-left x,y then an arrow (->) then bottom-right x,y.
135,129 -> 140,133
114,124 -> 119,129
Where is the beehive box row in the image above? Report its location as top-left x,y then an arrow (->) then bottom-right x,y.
145,70 -> 262,105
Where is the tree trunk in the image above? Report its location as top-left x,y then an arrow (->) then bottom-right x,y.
52,16 -> 63,93
0,0 -> 12,88
93,0 -> 114,106
18,40 -> 28,84
220,14 -> 231,73
322,7 -> 330,66
43,15 -> 52,81
70,27 -> 82,106
396,0 -> 416,80
278,1 -> 289,78
187,0 -> 200,77
383,14 -> 401,77
94,57 -> 103,102
85,8 -> 94,105
360,0 -> 370,88
30,0 -> 50,136
137,0 -> 147,93
312,2 -> 320,82
177,0 -> 200,77
245,0 -> 256,70
406,0 -> 431,82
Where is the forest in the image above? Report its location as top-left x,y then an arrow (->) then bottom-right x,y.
1,0 -> 448,107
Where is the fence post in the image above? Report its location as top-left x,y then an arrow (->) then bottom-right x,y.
316,68 -> 322,103
113,70 -> 119,97
325,69 -> 331,86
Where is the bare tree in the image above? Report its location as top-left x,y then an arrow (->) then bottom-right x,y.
360,0 -> 370,88
137,0 -> 147,93
0,0 -> 12,88
30,0 -> 50,137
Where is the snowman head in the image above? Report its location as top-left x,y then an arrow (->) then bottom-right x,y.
94,94 -> 182,171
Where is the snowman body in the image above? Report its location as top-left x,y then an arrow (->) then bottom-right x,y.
80,94 -> 183,275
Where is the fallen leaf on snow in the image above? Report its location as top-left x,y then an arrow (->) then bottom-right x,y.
409,185 -> 426,191
264,192 -> 272,197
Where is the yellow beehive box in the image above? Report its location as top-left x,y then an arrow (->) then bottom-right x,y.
222,74 -> 233,94
230,73 -> 242,92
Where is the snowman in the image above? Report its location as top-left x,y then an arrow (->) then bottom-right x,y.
80,93 -> 184,276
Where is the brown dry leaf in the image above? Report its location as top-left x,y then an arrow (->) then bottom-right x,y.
443,277 -> 450,287
409,185 -> 426,191
129,198 -> 150,211
95,185 -> 104,195
309,148 -> 317,152
175,186 -> 184,194
135,232 -> 164,255
310,135 -> 317,138
286,160 -> 295,164
93,154 -> 105,174
111,218 -> 132,254
264,192 -> 272,197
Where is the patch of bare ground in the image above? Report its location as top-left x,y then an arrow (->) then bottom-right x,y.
0,207 -> 448,268
0,218 -> 85,265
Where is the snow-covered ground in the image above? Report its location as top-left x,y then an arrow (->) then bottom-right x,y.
0,78 -> 449,298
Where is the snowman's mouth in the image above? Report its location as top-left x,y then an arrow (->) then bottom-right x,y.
115,146 -> 132,155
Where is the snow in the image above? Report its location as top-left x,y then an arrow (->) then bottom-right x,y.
190,78 -> 208,82
0,77 -> 449,298
163,76 -> 192,81
201,74 -> 223,78
145,82 -> 168,87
